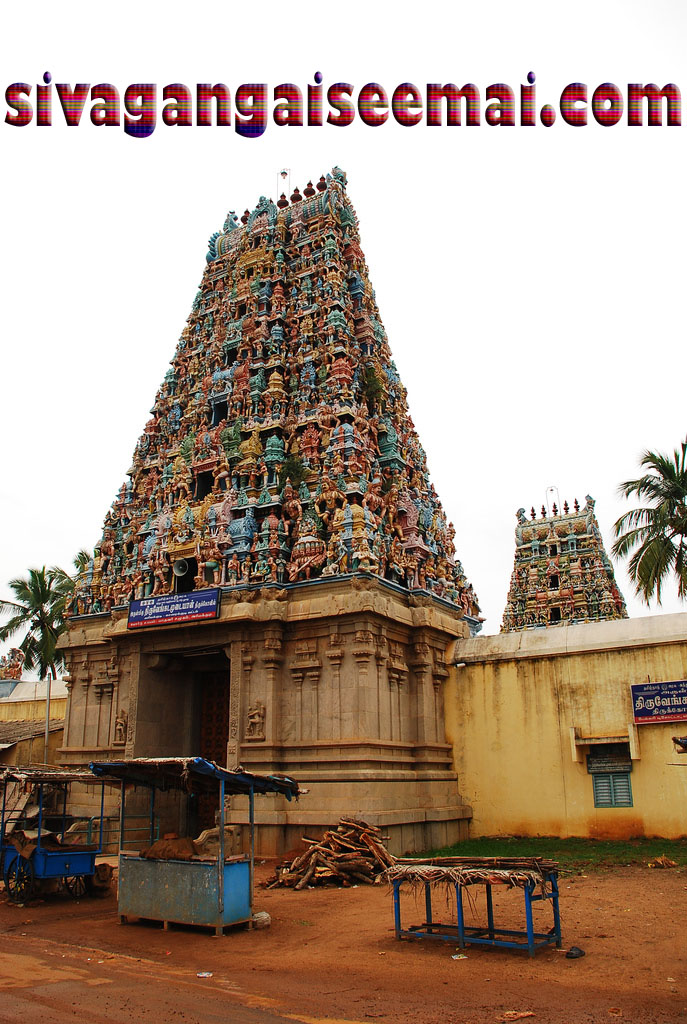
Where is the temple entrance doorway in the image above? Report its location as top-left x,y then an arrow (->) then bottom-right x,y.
187,651 -> 231,833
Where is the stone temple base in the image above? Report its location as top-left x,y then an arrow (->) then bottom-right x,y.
58,575 -> 472,856
227,777 -> 471,857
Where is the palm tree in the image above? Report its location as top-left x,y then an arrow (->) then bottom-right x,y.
612,438 -> 687,604
49,549 -> 92,600
0,567 -> 69,679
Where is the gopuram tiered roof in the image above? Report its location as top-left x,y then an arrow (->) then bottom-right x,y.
72,167 -> 480,627
501,496 -> 628,632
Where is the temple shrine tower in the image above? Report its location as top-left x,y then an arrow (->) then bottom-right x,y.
59,168 -> 479,853
501,496 -> 628,631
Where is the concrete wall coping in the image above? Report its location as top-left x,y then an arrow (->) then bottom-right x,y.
450,612 -> 687,664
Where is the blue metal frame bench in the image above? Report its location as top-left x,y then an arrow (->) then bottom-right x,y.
388,858 -> 562,957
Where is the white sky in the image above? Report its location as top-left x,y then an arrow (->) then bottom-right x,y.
1,0 -> 686,652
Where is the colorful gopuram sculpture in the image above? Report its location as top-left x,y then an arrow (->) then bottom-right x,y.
70,168 -> 480,625
0,648 -> 25,680
501,496 -> 628,631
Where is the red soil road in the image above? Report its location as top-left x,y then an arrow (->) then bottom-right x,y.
0,863 -> 685,1024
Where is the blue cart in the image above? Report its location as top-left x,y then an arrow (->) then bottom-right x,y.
0,766 -> 113,903
90,757 -> 300,936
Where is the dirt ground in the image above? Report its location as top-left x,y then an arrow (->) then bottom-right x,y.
0,861 -> 685,1024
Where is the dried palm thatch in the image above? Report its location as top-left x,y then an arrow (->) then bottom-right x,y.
385,856 -> 559,894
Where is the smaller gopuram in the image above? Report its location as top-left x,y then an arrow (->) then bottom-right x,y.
501,496 -> 628,631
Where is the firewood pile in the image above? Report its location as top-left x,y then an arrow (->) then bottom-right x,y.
266,817 -> 395,889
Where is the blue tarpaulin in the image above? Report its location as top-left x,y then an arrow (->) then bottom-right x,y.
89,756 -> 300,799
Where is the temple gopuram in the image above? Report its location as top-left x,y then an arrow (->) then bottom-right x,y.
501,496 -> 628,631
59,168 -> 479,853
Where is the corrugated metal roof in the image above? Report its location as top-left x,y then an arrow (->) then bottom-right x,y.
0,719 -> 64,746
0,680 -> 68,703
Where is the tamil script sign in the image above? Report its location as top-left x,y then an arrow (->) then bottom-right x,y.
631,680 -> 687,725
586,753 -> 632,774
127,589 -> 220,629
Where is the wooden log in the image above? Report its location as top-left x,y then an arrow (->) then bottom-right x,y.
338,817 -> 380,833
295,855 -> 319,890
281,872 -> 302,887
337,860 -> 374,876
361,833 -> 395,868
348,871 -> 373,884
327,833 -> 360,852
317,856 -> 345,877
291,847 -> 317,872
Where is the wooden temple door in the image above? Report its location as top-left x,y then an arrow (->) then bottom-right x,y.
197,669 -> 231,831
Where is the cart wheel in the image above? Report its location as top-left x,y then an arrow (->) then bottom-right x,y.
64,875 -> 89,898
5,858 -> 34,903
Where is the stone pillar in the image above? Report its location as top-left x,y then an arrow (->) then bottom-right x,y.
306,667 -> 321,740
325,632 -> 345,741
432,653 -> 450,743
387,641 -> 405,740
352,629 -> 377,738
226,642 -> 253,767
290,640 -> 322,743
410,638 -> 436,745
290,668 -> 304,743
62,672 -> 74,749
375,635 -> 389,741
124,648 -> 141,758
80,675 -> 91,748
64,653 -> 90,753
93,681 -> 114,748
105,656 -> 120,748
92,655 -> 118,748
260,626 -> 284,746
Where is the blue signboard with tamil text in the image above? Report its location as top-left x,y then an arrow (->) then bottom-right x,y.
631,679 -> 687,725
127,589 -> 220,629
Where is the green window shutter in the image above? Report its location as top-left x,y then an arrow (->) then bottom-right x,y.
593,774 -> 613,807
610,773 -> 633,807
593,772 -> 633,808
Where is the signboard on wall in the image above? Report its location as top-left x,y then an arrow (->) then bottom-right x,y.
127,589 -> 220,629
587,753 -> 632,774
631,680 -> 687,725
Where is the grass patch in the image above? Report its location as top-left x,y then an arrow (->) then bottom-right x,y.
414,836 -> 687,872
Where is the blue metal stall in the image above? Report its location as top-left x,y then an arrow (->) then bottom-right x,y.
90,758 -> 300,936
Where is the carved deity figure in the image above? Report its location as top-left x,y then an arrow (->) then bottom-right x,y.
315,472 -> 345,529
362,477 -> 384,521
245,701 -> 266,739
0,648 -> 25,680
197,537 -> 222,585
281,482 -> 302,538
213,454 -> 231,492
114,708 -> 128,745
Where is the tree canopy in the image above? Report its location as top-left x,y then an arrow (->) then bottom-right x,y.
0,552 -> 89,679
612,439 -> 687,605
